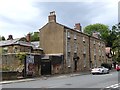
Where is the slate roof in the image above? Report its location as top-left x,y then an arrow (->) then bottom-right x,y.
0,39 -> 43,50
31,41 -> 43,50
0,38 -> 20,47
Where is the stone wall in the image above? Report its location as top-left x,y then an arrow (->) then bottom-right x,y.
2,54 -> 23,72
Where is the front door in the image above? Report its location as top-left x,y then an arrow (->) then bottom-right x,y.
41,60 -> 51,75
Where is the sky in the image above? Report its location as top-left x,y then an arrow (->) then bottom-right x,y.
0,0 -> 119,39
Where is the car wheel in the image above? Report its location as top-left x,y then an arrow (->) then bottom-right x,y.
102,70 -> 104,74
92,73 -> 95,75
107,70 -> 109,74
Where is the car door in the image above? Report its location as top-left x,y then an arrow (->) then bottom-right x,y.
102,67 -> 106,73
104,67 -> 108,73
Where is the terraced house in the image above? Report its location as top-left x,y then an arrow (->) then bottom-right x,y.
39,11 -> 107,74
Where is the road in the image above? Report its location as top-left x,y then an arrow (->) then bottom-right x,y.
1,71 -> 120,89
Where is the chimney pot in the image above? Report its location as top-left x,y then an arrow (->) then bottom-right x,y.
74,23 -> 82,31
48,11 -> 56,22
26,33 -> 31,42
7,35 -> 13,40
92,31 -> 100,38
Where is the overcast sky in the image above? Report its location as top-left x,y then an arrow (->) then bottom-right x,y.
0,0 -> 119,39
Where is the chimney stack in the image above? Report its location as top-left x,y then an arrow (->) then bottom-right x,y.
26,33 -> 31,42
7,35 -> 13,40
92,31 -> 100,39
74,23 -> 82,31
48,11 -> 56,22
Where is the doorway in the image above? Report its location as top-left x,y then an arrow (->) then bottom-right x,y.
41,59 -> 51,75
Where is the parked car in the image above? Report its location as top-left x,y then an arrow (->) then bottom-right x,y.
116,65 -> 120,71
91,66 -> 109,75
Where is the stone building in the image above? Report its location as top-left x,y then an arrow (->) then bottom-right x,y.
0,36 -> 43,54
0,36 -> 43,72
39,11 -> 106,74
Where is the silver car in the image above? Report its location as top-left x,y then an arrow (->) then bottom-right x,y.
91,66 -> 109,75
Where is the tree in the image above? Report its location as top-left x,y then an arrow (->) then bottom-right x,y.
29,32 -> 39,42
2,36 -> 5,41
84,23 -> 110,45
111,23 -> 120,62
0,36 -> 6,41
84,23 -> 120,62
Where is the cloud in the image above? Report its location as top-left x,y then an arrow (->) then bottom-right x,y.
0,0 -> 39,21
0,0 -> 119,39
34,2 -> 118,28
0,0 -> 43,38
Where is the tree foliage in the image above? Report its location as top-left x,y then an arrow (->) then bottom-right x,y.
111,23 -> 120,62
84,23 -> 120,62
30,32 -> 39,42
0,36 -> 6,41
84,23 -> 109,41
16,52 -> 27,64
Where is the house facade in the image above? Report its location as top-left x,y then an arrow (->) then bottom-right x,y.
39,11 -> 107,74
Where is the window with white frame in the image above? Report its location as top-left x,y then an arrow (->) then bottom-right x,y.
94,55 -> 97,67
102,50 -> 104,56
74,42 -> 77,53
83,37 -> 85,42
99,49 -> 101,56
93,40 -> 96,45
98,42 -> 101,47
74,33 -> 77,40
94,49 -> 96,55
101,43 -> 104,47
67,31 -> 70,39
83,54 -> 86,67
83,46 -> 86,54
67,40 -> 71,52
67,52 -> 71,67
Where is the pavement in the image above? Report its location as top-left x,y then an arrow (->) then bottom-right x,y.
0,69 -> 116,85
0,71 -> 91,84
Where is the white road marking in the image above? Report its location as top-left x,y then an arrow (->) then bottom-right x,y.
106,83 -> 120,88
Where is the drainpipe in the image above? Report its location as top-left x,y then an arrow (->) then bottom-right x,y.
65,28 -> 68,73
89,36 -> 92,69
